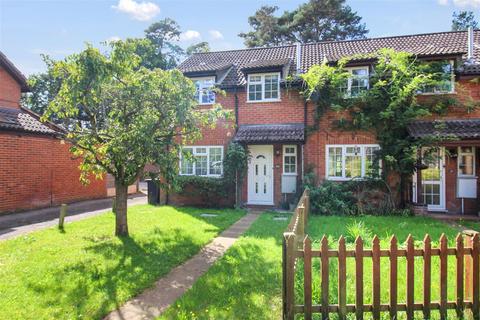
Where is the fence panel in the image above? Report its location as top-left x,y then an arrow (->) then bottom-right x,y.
283,225 -> 480,320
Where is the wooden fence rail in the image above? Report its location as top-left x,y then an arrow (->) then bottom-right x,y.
282,191 -> 480,320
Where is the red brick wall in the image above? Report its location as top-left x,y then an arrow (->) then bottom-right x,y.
0,66 -> 21,108
0,132 -> 107,214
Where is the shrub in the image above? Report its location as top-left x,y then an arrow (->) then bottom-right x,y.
175,175 -> 232,207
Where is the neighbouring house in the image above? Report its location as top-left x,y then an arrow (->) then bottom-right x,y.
170,29 -> 480,215
0,51 -> 110,214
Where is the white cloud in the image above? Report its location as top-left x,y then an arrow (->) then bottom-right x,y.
180,30 -> 201,41
438,0 -> 480,6
209,30 -> 224,40
112,0 -> 160,21
453,0 -> 480,7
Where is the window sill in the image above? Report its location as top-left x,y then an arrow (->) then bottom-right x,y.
198,102 -> 215,106
417,91 -> 456,96
179,174 -> 222,178
246,99 -> 282,104
282,173 -> 298,176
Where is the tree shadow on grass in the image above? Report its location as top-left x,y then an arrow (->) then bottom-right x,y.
25,228 -> 204,320
162,240 -> 283,320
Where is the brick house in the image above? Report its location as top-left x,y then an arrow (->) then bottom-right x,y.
172,29 -> 480,215
0,51 -> 108,213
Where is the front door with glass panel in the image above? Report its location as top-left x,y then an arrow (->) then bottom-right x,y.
248,145 -> 274,205
422,147 -> 445,211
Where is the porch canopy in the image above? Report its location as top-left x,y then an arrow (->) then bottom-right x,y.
233,123 -> 305,144
407,119 -> 480,145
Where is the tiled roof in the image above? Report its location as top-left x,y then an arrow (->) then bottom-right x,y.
407,119 -> 480,139
0,106 -> 61,135
178,30 -> 480,86
233,123 -> 305,143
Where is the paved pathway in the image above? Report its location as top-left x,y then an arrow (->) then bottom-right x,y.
104,211 -> 261,320
0,195 -> 147,241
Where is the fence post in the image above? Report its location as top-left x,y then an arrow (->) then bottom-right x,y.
456,233 -> 464,318
355,236 -> 364,320
304,236 -> 312,320
372,235 -> 381,320
464,230 -> 478,303
59,204 -> 67,230
321,235 -> 329,320
439,234 -> 448,320
406,234 -> 415,320
304,189 -> 310,231
390,235 -> 398,320
284,232 -> 296,320
297,207 -> 304,249
423,234 -> 432,320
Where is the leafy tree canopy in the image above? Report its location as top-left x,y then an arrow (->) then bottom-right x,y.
43,40 -> 226,236
239,0 -> 368,47
452,11 -> 478,31
186,42 -> 211,55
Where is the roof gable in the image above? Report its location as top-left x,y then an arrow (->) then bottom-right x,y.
0,51 -> 29,92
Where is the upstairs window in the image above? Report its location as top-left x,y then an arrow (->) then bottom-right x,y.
180,146 -> 223,177
458,146 -> 475,177
340,66 -> 369,97
420,60 -> 455,94
247,73 -> 280,102
193,77 -> 215,105
326,144 -> 380,180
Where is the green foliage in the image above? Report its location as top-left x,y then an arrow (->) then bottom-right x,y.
452,11 -> 478,31
144,18 -> 184,69
301,48 -> 478,206
43,40 -> 227,235
21,55 -> 62,117
307,180 -> 357,215
175,175 -> 232,207
186,42 -> 210,56
239,0 -> 368,47
0,205 -> 245,320
223,142 -> 250,183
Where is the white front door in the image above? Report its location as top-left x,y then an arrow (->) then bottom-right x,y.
421,147 -> 446,211
248,145 -> 274,205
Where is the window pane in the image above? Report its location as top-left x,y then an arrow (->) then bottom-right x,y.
264,74 -> 279,99
345,154 -> 361,178
459,154 -> 474,175
195,155 -> 208,175
284,155 -> 296,173
249,83 -> 262,101
209,147 -> 223,175
181,148 -> 193,175
328,147 -> 343,177
365,146 -> 380,176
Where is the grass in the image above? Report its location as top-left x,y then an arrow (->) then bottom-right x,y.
160,213 -> 464,320
0,205 -> 245,320
457,220 -> 480,232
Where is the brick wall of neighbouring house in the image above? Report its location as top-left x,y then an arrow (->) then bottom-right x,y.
0,132 -> 107,214
0,67 -> 21,108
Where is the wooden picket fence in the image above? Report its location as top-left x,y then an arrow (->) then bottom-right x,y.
282,191 -> 480,320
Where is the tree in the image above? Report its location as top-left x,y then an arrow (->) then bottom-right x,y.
43,40 -> 225,236
186,42 -> 210,55
144,18 -> 184,69
452,11 -> 478,31
21,55 -> 61,116
239,0 -> 368,47
302,49 -> 468,207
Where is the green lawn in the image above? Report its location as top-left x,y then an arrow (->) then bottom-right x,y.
457,220 -> 480,232
0,205 -> 245,320
160,213 -> 463,320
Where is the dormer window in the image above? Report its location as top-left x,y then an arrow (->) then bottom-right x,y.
247,72 -> 280,102
340,66 -> 370,97
193,77 -> 215,105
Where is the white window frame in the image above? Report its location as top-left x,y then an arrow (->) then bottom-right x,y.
247,72 -> 281,102
458,146 -> 476,177
325,144 -> 381,181
179,146 -> 224,177
341,66 -> 370,98
418,60 -> 455,95
283,145 -> 297,175
192,76 -> 216,105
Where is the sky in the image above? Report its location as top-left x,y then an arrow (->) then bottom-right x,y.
0,0 -> 479,76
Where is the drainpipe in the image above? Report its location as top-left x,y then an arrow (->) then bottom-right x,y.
467,27 -> 474,62
234,87 -> 239,131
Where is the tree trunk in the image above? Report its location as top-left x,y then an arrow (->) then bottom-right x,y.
114,179 -> 129,236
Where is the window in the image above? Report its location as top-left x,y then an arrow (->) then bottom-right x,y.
340,66 -> 369,97
180,146 -> 223,176
247,73 -> 280,102
458,146 -> 475,177
326,145 -> 380,180
193,77 -> 215,105
420,60 -> 455,94
283,145 -> 297,175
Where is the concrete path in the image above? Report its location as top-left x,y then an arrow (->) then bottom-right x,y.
104,211 -> 261,320
0,194 -> 147,241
